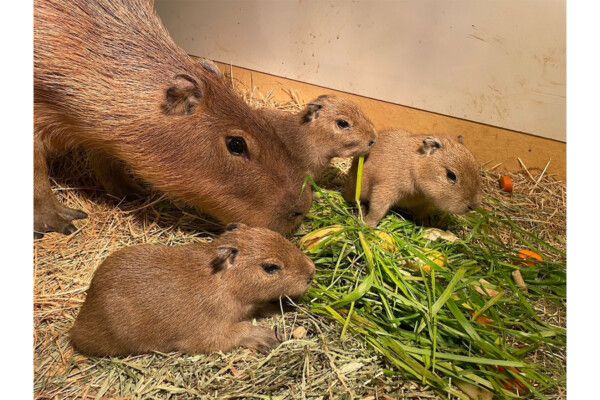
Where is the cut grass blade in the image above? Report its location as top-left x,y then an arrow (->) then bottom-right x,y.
431,267 -> 466,317
354,156 -> 365,221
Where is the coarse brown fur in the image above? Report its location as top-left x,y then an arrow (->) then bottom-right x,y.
70,223 -> 316,356
34,0 -> 311,237
344,130 -> 482,227
261,95 -> 377,178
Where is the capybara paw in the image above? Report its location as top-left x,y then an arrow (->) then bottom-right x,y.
364,215 -> 380,228
34,203 -> 87,238
242,327 -> 281,354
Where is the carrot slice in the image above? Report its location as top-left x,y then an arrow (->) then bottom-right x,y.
518,249 -> 543,267
499,175 -> 513,192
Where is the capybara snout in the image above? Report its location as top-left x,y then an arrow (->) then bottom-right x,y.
219,223 -> 316,300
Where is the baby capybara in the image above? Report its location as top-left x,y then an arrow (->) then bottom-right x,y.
34,0 -> 311,237
262,95 -> 377,178
344,130 -> 482,226
70,223 -> 316,356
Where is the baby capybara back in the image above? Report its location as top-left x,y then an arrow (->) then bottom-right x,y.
70,224 -> 316,356
34,0 -> 311,237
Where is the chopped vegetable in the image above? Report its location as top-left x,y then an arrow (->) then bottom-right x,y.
473,278 -> 500,297
407,249 -> 446,273
499,175 -> 513,193
456,382 -> 494,400
299,225 -> 344,252
518,249 -> 543,267
376,231 -> 397,252
512,270 -> 528,292
291,326 -> 307,339
472,313 -> 494,326
422,228 -> 459,243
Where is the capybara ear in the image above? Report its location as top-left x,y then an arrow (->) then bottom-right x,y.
211,245 -> 238,273
197,58 -> 223,78
457,135 -> 465,144
420,137 -> 444,156
162,74 -> 203,116
302,102 -> 323,123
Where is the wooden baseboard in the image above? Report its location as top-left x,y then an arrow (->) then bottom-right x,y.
215,61 -> 566,180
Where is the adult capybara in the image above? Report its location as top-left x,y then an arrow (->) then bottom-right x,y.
70,223 -> 316,356
34,0 -> 311,237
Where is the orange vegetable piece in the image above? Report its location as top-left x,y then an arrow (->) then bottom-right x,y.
472,313 -> 494,325
518,249 -> 543,267
496,367 -> 529,394
499,175 -> 513,193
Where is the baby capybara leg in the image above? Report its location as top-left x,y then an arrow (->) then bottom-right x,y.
34,139 -> 87,238
342,159 -> 359,203
185,322 -> 280,355
364,187 -> 395,228
88,151 -> 147,200
235,323 -> 280,354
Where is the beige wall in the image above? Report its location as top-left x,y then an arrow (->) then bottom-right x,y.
156,0 -> 566,142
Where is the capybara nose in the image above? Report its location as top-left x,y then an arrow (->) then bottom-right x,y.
306,272 -> 315,285
368,140 -> 376,147
291,186 -> 313,218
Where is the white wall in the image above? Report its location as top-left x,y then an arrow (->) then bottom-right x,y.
156,0 -> 566,142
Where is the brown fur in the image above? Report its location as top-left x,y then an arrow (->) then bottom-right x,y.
261,95 -> 377,177
34,0 -> 311,237
70,223 -> 316,356
344,130 -> 482,227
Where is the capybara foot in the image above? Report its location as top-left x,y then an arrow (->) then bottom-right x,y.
34,202 -> 87,238
240,326 -> 281,354
364,215 -> 380,228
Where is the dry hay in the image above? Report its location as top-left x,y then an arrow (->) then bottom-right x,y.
34,76 -> 565,399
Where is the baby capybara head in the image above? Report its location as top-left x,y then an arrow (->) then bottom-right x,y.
210,223 -> 316,302
415,136 -> 482,214
162,72 -> 312,234
301,95 -> 377,158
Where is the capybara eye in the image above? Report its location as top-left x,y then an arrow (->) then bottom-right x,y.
262,263 -> 281,275
446,169 -> 457,183
226,136 -> 247,157
336,119 -> 351,129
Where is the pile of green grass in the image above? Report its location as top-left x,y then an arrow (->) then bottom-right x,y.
294,171 -> 566,399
